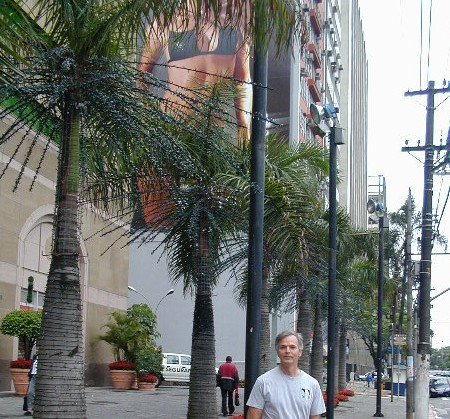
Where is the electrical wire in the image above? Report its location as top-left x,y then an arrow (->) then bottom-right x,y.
435,186 -> 450,235
435,94 -> 449,108
420,0 -> 423,87
426,0 -> 433,83
434,176 -> 444,220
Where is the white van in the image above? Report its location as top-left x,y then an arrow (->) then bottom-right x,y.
158,353 -> 191,386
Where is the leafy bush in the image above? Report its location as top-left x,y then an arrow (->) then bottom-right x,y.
139,373 -> 158,383
10,359 -> 32,369
136,346 -> 163,376
338,389 -> 355,397
0,310 -> 42,359
98,304 -> 159,363
108,361 -> 135,371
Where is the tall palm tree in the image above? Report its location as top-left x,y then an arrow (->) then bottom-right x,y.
225,137 -> 329,374
0,2 -> 304,417
128,83 -> 247,418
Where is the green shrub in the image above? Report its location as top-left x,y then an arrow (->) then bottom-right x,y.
98,304 -> 159,364
0,310 -> 42,359
136,346 -> 163,376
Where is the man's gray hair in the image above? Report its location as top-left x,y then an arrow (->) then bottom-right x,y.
275,331 -> 303,351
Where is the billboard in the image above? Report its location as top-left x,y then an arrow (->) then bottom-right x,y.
135,2 -> 291,226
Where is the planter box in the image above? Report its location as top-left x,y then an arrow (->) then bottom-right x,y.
138,382 -> 156,391
109,370 -> 134,390
9,368 -> 29,396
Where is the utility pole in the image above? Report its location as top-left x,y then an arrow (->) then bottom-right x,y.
403,80 -> 450,418
374,214 -> 387,417
405,190 -> 413,419
244,13 -> 268,415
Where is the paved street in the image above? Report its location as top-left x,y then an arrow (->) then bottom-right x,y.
1,381 -> 447,418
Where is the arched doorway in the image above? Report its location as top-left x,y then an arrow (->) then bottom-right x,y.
16,205 -> 88,358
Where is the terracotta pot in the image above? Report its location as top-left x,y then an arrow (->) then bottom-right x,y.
131,372 -> 138,390
138,382 -> 156,391
109,370 -> 134,390
9,368 -> 29,396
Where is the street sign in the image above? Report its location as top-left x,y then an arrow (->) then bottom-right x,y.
394,334 -> 407,346
386,345 -> 402,354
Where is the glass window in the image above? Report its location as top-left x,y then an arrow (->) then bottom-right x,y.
166,355 -> 179,365
20,288 -> 44,310
181,356 -> 191,366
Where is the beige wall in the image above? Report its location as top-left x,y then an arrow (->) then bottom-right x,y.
0,116 -> 129,390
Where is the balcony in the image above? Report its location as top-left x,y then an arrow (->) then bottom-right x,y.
309,9 -> 322,35
307,42 -> 321,68
306,77 -> 321,103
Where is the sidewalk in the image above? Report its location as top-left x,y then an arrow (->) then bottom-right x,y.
0,383 -> 437,418
335,381 -> 437,419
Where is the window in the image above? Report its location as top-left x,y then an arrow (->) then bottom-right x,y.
23,222 -> 52,274
181,356 -> 191,366
20,288 -> 44,311
166,355 -> 179,365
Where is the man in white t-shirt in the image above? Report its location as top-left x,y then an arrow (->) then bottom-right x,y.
247,331 -> 326,419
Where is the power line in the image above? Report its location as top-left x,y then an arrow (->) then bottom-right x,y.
420,0 -> 423,87
435,186 -> 450,235
426,0 -> 433,83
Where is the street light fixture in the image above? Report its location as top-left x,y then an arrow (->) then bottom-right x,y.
128,285 -> 175,313
155,288 -> 175,313
127,285 -> 151,306
310,103 -> 343,419
367,199 -> 389,417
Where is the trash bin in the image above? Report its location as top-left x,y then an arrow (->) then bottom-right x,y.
392,382 -> 406,396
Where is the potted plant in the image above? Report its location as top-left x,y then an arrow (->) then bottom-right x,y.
137,373 -> 158,391
0,310 -> 41,395
136,346 -> 163,390
8,359 -> 32,395
98,304 -> 159,390
107,361 -> 136,390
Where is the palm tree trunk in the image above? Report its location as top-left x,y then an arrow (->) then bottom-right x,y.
259,265 -> 271,375
310,296 -> 324,388
34,101 -> 86,418
333,322 -> 339,394
187,223 -> 217,419
338,322 -> 347,390
297,287 -> 312,374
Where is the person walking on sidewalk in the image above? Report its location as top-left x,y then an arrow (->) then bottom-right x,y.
24,354 -> 38,416
217,356 -> 239,417
366,372 -> 373,388
246,331 -> 326,419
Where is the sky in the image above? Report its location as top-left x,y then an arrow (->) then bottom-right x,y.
359,0 -> 450,349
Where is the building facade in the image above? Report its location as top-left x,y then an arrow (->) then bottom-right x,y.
0,116 -> 130,390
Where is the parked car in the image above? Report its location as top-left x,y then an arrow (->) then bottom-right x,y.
358,371 -> 387,381
158,353 -> 191,386
429,376 -> 450,397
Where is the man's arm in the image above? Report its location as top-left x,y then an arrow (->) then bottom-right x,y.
247,407 -> 263,419
310,415 -> 321,419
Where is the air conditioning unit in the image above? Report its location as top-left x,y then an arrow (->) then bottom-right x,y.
300,67 -> 308,77
315,72 -> 320,81
339,64 -> 344,71
301,3 -> 309,11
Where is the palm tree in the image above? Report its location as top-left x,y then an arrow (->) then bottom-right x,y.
224,136 -> 329,374
0,2 -> 305,417
128,83 -> 247,418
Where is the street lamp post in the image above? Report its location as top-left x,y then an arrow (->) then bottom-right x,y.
155,289 -> 175,313
128,285 -> 151,306
310,103 -> 343,419
128,285 -> 174,312
367,199 -> 388,417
